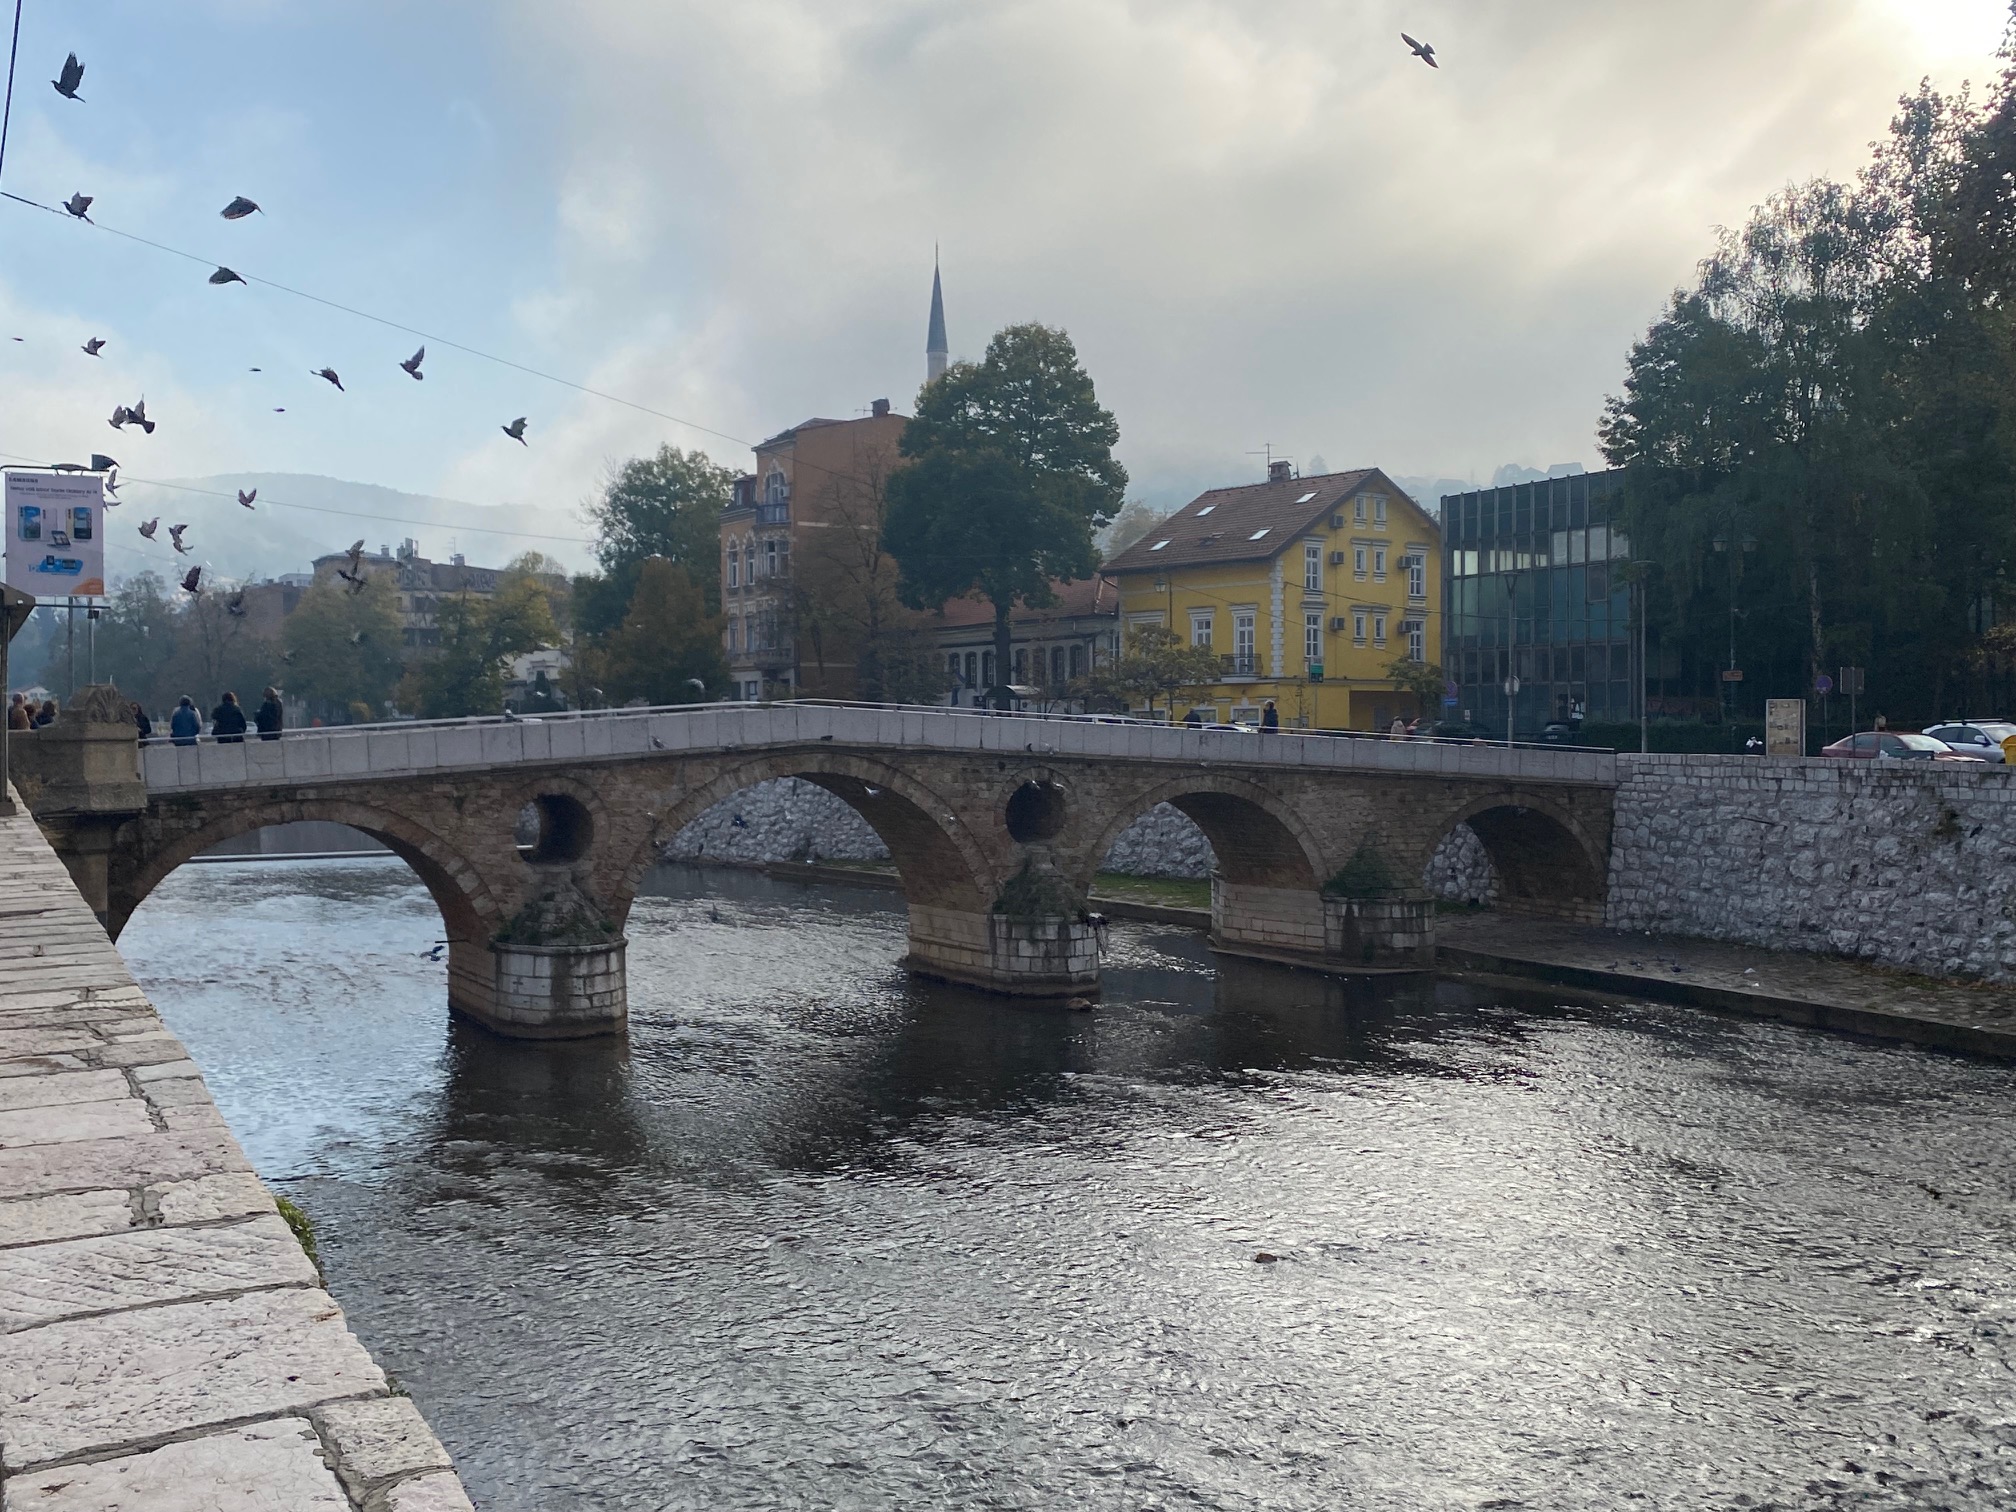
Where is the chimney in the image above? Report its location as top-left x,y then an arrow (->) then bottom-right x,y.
1268,459 -> 1293,483
871,398 -> 891,418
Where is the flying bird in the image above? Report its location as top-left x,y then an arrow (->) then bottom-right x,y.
1402,32 -> 1437,68
226,591 -> 246,617
348,630 -> 366,645
138,518 -> 158,540
167,522 -> 190,554
51,53 -> 84,102
313,367 -> 343,391
249,366 -> 261,372
209,266 -> 245,286
108,404 -> 129,430
125,398 -> 154,434
272,407 -> 285,413
237,488 -> 257,508
337,538 -> 369,593
63,193 -> 92,221
180,566 -> 202,596
400,346 -> 425,380
220,196 -> 261,220
102,476 -> 121,499
501,416 -> 528,445
81,337 -> 105,357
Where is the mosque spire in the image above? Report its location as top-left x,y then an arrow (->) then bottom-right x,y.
926,248 -> 948,385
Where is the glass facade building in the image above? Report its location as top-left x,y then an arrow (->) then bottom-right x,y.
1440,470 -> 1638,735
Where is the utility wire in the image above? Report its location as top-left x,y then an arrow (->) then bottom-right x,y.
0,0 -> 23,191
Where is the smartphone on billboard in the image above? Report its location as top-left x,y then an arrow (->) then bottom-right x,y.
71,506 -> 92,541
17,505 -> 40,541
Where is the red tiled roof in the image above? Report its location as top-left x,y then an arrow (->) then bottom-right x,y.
1105,468 -> 1420,575
934,575 -> 1117,629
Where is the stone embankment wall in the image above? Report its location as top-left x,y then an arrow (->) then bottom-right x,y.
1607,756 -> 2016,983
0,791 -> 476,1509
663,776 -> 1486,893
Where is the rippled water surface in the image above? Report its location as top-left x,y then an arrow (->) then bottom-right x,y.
120,858 -> 2016,1510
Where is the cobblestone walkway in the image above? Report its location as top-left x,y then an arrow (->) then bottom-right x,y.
0,789 -> 476,1509
1439,911 -> 2016,1058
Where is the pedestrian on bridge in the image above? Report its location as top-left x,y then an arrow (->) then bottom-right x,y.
255,687 -> 284,742
210,692 -> 248,744
131,702 -> 152,742
32,699 -> 56,728
170,696 -> 199,746
1262,700 -> 1280,733
6,694 -> 28,731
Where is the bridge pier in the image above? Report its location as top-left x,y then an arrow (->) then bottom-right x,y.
1211,879 -> 1436,973
449,938 -> 629,1039
905,904 -> 1101,999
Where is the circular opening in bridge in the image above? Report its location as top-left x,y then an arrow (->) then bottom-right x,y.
517,794 -> 594,865
1004,780 -> 1067,844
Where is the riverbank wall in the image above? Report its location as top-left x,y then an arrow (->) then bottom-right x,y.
0,786 -> 476,1508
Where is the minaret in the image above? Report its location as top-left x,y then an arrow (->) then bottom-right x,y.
926,251 -> 948,385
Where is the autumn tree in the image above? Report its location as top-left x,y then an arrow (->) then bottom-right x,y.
576,446 -> 736,637
404,568 -> 559,719
1074,625 -> 1221,717
281,573 -> 404,721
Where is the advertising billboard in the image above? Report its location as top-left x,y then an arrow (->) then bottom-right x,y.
4,470 -> 106,599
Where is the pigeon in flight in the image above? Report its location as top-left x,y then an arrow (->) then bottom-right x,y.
501,416 -> 528,445
125,397 -> 155,434
180,565 -> 202,596
209,266 -> 245,286
348,629 -> 366,645
272,407 -> 285,413
81,337 -> 105,357
337,538 -> 369,593
220,196 -> 261,220
108,404 -> 130,430
63,193 -> 92,221
400,346 -> 425,380
237,488 -> 257,508
226,591 -> 246,617
51,53 -> 84,102
168,522 -> 190,554
1402,32 -> 1437,68
313,367 -> 343,391
102,475 -> 121,499
138,517 -> 158,540
249,366 -> 261,372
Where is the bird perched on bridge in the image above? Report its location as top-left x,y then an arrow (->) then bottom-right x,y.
400,346 -> 425,380
226,591 -> 246,617
1402,32 -> 1437,67
63,192 -> 92,221
312,367 -> 343,391
51,52 -> 84,101
168,523 -> 190,554
81,336 -> 105,357
220,196 -> 261,220
209,266 -> 245,286
138,517 -> 158,540
501,416 -> 528,445
237,488 -> 257,508
179,565 -> 202,595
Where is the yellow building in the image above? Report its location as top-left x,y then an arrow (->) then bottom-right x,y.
1103,463 -> 1442,730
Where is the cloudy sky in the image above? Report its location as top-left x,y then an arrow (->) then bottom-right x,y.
0,0 -> 2007,577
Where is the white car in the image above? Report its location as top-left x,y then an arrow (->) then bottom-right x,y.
1922,721 -> 2015,764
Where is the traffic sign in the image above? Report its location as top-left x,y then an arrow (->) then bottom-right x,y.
1814,673 -> 1833,695
1720,669 -> 1744,682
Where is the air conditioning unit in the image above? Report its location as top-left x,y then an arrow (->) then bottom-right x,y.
1329,617 -> 1349,632
1329,551 -> 1347,566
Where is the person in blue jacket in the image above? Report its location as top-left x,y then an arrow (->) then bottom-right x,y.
169,696 -> 200,746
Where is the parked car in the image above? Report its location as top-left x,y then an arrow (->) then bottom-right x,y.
1413,719 -> 1493,742
1922,721 -> 2016,763
1820,731 -> 1987,761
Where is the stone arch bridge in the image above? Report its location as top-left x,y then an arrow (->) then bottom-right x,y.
15,694 -> 1618,1039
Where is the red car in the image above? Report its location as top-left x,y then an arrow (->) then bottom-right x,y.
1819,732 -> 1987,762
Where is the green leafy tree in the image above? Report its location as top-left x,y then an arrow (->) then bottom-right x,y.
599,558 -> 726,705
1074,625 -> 1221,717
1384,656 -> 1449,719
280,575 -> 404,721
405,572 -> 559,719
577,446 -> 736,637
884,323 -> 1127,708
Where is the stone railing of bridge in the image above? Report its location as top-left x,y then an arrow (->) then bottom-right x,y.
16,695 -> 1621,1042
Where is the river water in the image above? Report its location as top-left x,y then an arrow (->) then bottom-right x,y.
120,857 -> 2016,1510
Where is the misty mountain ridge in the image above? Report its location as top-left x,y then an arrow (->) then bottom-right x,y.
105,473 -> 591,587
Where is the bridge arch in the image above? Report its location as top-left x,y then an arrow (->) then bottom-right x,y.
109,798 -> 507,951
1425,791 -> 1608,922
1069,772 -> 1326,898
626,752 -> 999,918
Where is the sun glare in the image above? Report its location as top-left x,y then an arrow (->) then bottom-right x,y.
1878,0 -> 2007,62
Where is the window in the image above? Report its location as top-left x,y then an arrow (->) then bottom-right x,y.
1303,540 -> 1322,591
1353,545 -> 1367,577
777,537 -> 790,578
1295,491 -> 1317,504
1373,496 -> 1388,526
947,653 -> 962,682
1354,495 -> 1367,524
1189,610 -> 1214,647
727,619 -> 739,652
1406,554 -> 1426,599
726,549 -> 739,589
1197,505 -> 1216,516
1070,644 -> 1085,679
982,651 -> 995,687
1352,612 -> 1367,645
765,539 -> 779,578
1373,614 -> 1388,647
1014,648 -> 1028,682
1234,611 -> 1257,671
1403,619 -> 1424,662
742,543 -> 754,582
1373,547 -> 1387,580
964,652 -> 978,687
1249,528 -> 1271,541
763,469 -> 788,506
1150,539 -> 1171,551
1304,611 -> 1322,661
1050,647 -> 1066,685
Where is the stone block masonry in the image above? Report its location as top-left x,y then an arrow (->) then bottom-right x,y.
1607,756 -> 2016,984
0,786 -> 477,1508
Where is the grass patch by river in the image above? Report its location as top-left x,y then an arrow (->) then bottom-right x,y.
1091,873 -> 1211,910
